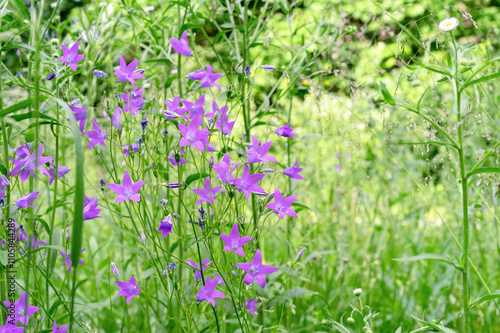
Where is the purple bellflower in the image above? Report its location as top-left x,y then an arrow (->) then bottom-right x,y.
213,153 -> 238,185
215,106 -> 235,135
237,249 -> 278,288
234,164 -> 266,199
121,144 -> 139,158
178,118 -> 211,152
101,106 -> 122,131
186,259 -> 212,281
121,86 -> 144,115
107,171 -> 145,203
3,291 -> 40,326
61,248 -> 85,273
184,95 -> 205,120
169,148 -> 186,166
266,188 -> 297,219
196,276 -> 226,307
111,262 -> 120,276
220,223 -> 253,256
83,196 -> 101,220
275,123 -> 296,137
113,56 -> 146,85
170,30 -> 191,56
283,160 -> 303,180
0,175 -> 9,198
188,64 -> 223,90
68,103 -> 87,132
158,216 -> 173,237
59,41 -> 84,72
85,118 -> 107,149
246,298 -> 258,317
9,144 -> 53,182
52,321 -> 67,333
193,177 -> 221,205
163,95 -> 189,120
0,322 -> 24,332
41,163 -> 70,185
16,192 -> 39,209
116,275 -> 140,304
247,136 -> 277,164
93,70 -> 106,79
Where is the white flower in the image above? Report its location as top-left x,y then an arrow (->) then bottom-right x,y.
353,288 -> 362,296
439,17 -> 459,32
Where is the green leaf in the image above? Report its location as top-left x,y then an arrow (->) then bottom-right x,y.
291,201 -> 317,214
380,81 -> 395,105
0,96 -> 49,117
0,162 -> 7,176
467,167 -> 500,178
185,173 -> 210,187
0,251 -> 8,266
12,0 -> 30,18
463,72 -> 500,89
412,316 -> 456,333
395,327 -> 402,333
7,111 -> 60,125
469,292 -> 500,309
393,253 -> 454,266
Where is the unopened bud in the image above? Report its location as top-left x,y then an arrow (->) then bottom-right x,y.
209,156 -> 214,170
295,248 -> 306,260
353,288 -> 362,297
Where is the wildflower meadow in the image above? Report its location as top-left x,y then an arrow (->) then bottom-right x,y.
1,0 -> 500,332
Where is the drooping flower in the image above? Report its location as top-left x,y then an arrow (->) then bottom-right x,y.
41,163 -> 69,185
9,144 -> 53,182
196,276 -> 226,307
141,115 -> 148,134
3,291 -> 40,326
168,148 -> 186,166
121,86 -> 144,115
439,17 -> 459,31
234,164 -> 266,199
193,177 -> 221,205
266,188 -> 297,219
16,192 -> 39,209
247,136 -> 277,164
113,56 -> 146,85
237,249 -> 278,288
186,259 -> 213,281
246,298 -> 258,317
220,223 -> 253,256
178,118 -> 211,152
107,170 -> 146,203
85,118 -> 107,149
83,196 -> 101,220
283,160 -> 303,180
102,106 -> 122,130
28,235 -> 47,251
93,70 -> 106,79
275,123 -> 296,138
61,248 -> 85,273
188,64 -> 223,90
215,106 -> 235,135
68,103 -> 87,132
189,218 -> 204,231
59,41 -> 84,72
158,216 -> 173,237
52,321 -> 67,333
116,275 -> 140,304
213,153 -> 238,185
170,30 -> 191,56
244,66 -> 251,78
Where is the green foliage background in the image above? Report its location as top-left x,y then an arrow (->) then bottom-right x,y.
1,0 -> 500,332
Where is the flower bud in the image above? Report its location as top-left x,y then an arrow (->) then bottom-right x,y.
111,262 -> 119,276
347,317 -> 355,324
51,38 -> 59,45
173,213 -> 180,219
46,73 -> 56,81
96,49 -> 102,61
208,156 -> 214,170
353,288 -> 362,297
295,248 -> 306,260
141,232 -> 146,244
